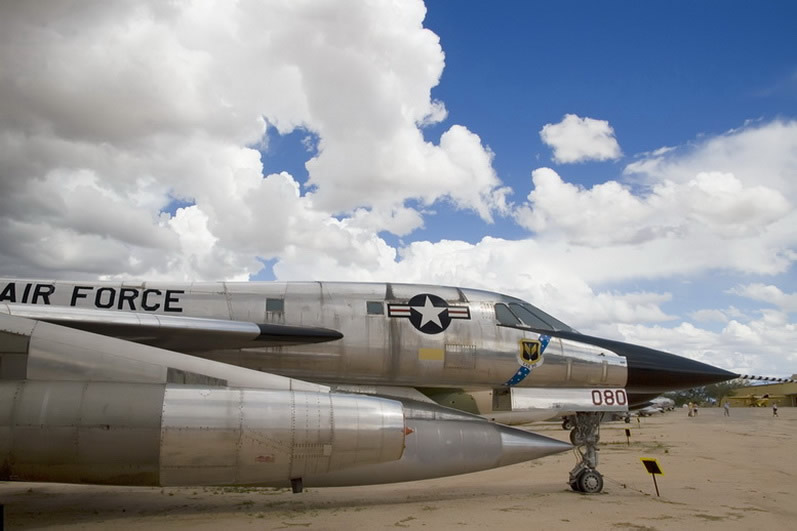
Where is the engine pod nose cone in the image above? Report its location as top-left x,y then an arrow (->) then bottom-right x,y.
496,425 -> 573,467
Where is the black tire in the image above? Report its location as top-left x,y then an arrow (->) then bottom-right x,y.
577,470 -> 603,494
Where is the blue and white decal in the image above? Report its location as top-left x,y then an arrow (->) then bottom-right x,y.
503,334 -> 550,386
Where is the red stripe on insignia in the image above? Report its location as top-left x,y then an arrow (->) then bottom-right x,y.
448,307 -> 470,319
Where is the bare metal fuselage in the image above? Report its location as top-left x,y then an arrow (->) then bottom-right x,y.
0,279 -> 627,391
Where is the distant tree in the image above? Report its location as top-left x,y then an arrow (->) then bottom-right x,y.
664,388 -> 707,407
703,381 -> 746,405
662,391 -> 688,407
664,381 -> 747,407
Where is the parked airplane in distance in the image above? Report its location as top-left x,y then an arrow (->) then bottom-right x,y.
636,396 -> 676,416
0,279 -> 738,493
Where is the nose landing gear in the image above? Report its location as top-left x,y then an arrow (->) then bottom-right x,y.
567,411 -> 604,493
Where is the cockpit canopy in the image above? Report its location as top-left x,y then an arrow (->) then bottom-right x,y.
494,301 -> 577,333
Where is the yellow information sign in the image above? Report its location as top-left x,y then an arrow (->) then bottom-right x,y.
640,457 -> 663,496
640,457 -> 663,475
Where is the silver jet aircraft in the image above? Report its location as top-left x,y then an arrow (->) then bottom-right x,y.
0,279 -> 736,493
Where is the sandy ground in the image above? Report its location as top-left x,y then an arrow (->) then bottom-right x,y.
1,406 -> 794,530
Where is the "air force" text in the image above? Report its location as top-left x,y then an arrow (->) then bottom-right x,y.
0,282 -> 184,312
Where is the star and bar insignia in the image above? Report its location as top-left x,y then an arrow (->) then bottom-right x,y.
388,293 -> 470,334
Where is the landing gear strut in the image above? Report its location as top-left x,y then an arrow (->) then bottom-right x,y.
568,412 -> 604,493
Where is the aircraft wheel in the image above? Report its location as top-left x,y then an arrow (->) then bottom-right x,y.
569,479 -> 582,492
577,469 -> 603,494
562,417 -> 574,430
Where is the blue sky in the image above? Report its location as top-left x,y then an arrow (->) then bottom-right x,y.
427,1 -> 796,147
419,1 -> 797,336
423,0 -> 797,200
1,0 -> 796,376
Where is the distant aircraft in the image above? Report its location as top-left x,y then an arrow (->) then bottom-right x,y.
636,396 -> 676,416
732,392 -> 785,407
0,279 -> 738,493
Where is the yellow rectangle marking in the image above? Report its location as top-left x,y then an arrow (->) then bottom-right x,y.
640,457 -> 664,475
418,348 -> 444,361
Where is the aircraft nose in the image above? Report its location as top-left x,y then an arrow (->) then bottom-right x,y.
542,329 -> 739,394
620,342 -> 738,394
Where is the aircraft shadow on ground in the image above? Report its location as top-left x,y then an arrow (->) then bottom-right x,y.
2,481 -> 578,526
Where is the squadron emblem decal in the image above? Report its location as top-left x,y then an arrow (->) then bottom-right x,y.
388,294 -> 470,334
503,335 -> 550,387
519,339 -> 543,367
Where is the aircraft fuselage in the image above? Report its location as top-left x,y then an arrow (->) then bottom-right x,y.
0,279 -> 627,390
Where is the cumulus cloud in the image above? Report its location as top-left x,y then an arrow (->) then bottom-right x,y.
539,114 -> 622,163
515,121 -> 797,288
0,0 -> 507,280
728,284 -> 797,312
515,167 -> 791,246
624,120 -> 797,196
515,168 -> 651,245
617,311 -> 797,377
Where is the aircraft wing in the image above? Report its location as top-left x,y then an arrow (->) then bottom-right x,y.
0,303 -> 343,351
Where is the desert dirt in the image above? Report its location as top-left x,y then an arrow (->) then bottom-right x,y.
1,406 -> 794,530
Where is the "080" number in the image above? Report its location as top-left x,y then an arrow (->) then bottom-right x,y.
591,389 -> 627,406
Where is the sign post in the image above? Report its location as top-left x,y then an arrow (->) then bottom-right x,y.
640,457 -> 663,497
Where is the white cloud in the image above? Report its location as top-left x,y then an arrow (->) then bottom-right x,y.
418,99 -> 448,127
624,119 -> 797,197
0,0 -> 507,280
728,284 -> 797,312
346,206 -> 425,237
539,114 -> 622,163
305,124 -> 510,221
616,311 -> 797,377
515,167 -> 791,248
689,307 -> 744,323
514,120 -> 796,288
514,168 -> 650,245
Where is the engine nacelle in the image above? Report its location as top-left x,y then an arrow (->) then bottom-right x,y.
0,381 -> 406,487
